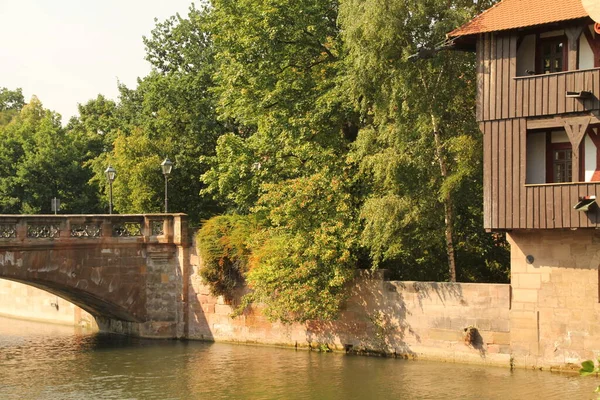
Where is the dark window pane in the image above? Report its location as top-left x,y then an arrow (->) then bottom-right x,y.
553,148 -> 573,183
539,38 -> 566,74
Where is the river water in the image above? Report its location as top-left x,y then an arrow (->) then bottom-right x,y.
0,316 -> 597,399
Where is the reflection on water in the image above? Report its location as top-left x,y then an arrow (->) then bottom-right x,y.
0,316 -> 597,399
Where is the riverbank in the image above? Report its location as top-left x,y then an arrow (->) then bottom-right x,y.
188,271 -> 512,368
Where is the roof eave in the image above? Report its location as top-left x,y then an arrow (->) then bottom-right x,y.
449,16 -> 593,39
447,16 -> 593,52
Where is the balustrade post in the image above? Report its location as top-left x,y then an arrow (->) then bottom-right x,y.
172,214 -> 188,246
142,216 -> 152,239
162,215 -> 173,244
101,217 -> 113,238
15,218 -> 27,240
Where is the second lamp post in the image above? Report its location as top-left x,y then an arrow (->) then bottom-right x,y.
161,157 -> 173,213
104,165 -> 116,214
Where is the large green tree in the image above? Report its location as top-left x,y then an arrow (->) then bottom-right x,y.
201,0 -> 363,321
339,0 -> 506,282
0,96 -> 101,213
78,5 -> 226,222
197,0 -> 508,322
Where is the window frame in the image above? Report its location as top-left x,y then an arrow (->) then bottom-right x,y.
544,132 -> 584,183
536,35 -> 569,74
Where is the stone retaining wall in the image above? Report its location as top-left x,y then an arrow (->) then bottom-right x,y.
186,244 -> 512,366
0,265 -> 514,368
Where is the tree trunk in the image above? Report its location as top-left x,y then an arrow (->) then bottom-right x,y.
432,115 -> 457,282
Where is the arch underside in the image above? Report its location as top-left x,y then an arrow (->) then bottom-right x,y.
0,276 -> 141,322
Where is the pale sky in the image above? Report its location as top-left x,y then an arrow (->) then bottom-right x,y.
0,1 -> 195,122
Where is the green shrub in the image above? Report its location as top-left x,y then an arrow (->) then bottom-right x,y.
196,214 -> 259,301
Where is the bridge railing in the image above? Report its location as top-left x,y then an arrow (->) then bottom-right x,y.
0,214 -> 188,245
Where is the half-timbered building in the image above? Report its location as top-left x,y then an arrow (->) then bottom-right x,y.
450,0 -> 600,368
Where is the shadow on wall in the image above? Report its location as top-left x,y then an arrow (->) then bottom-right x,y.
305,272 -> 483,359
304,271 -> 419,357
410,281 -> 466,311
185,262 -> 216,341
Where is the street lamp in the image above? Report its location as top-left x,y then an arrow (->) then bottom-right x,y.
104,165 -> 116,214
161,157 -> 173,213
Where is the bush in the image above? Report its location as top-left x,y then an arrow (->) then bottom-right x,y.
196,214 -> 259,301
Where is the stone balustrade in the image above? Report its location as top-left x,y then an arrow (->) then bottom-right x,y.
0,214 -> 189,247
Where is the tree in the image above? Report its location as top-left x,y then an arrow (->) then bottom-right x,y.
242,170 -> 360,322
201,0 -> 363,321
79,5 -> 226,222
339,0 -> 505,282
0,96 -> 101,213
0,87 -> 25,127
205,0 -> 357,211
196,0 -> 509,323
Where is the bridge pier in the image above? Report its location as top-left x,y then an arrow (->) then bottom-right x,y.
0,213 -> 191,339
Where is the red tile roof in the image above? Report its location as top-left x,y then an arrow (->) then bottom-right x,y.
449,0 -> 589,38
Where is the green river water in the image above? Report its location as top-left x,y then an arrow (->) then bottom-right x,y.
0,316 -> 597,399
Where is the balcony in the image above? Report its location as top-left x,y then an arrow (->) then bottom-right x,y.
513,68 -> 600,119
520,182 -> 600,229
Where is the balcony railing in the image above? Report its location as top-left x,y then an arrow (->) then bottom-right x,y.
520,182 -> 600,229
513,68 -> 600,119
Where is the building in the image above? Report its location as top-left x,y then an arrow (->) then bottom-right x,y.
449,0 -> 600,367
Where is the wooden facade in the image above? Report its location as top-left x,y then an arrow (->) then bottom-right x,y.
477,31 -> 600,230
482,118 -> 600,229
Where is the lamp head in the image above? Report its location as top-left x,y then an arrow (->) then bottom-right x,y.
104,165 -> 116,182
161,157 -> 173,176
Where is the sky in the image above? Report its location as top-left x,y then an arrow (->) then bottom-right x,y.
0,0 -> 195,122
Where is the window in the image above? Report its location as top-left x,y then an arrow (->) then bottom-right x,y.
538,36 -> 567,74
545,140 -> 583,184
527,130 -> 582,184
552,146 -> 572,183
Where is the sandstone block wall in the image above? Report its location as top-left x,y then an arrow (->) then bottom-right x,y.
508,230 -> 600,369
186,243 -> 512,366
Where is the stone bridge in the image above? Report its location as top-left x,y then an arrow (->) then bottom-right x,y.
0,214 -> 191,338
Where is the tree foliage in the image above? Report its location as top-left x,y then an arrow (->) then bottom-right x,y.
77,6 -> 226,221
339,0 -> 506,281
197,0 -> 507,320
241,170 -> 360,322
0,96 -> 101,213
200,0 -> 365,321
0,87 -> 25,128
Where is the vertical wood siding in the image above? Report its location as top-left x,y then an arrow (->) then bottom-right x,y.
477,32 -> 600,230
482,118 -> 600,230
477,33 -> 600,123
477,33 -> 517,122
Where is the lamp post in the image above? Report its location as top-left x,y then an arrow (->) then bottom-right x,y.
161,157 -> 173,213
104,165 -> 116,214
